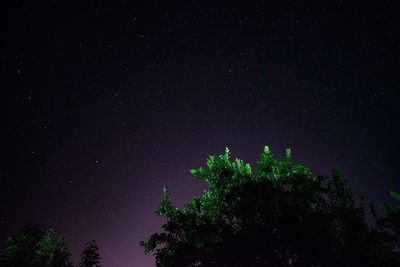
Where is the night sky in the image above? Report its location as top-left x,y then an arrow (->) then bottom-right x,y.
1,1 -> 400,266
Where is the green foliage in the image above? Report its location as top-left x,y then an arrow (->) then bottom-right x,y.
79,240 -> 101,267
390,191 -> 400,203
141,146 -> 400,266
0,224 -> 72,267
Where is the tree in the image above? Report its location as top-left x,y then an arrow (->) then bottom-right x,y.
79,240 -> 101,267
369,191 -> 400,265
141,146 -> 400,266
0,224 -> 73,267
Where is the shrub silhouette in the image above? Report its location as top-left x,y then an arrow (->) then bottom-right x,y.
79,240 -> 101,267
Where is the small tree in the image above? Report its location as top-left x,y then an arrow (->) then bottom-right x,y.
0,224 -> 72,267
79,240 -> 101,267
141,146 -> 400,266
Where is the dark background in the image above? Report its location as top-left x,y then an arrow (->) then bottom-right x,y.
1,1 -> 400,266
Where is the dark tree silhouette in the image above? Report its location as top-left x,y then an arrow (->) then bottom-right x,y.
79,240 -> 101,267
0,224 -> 73,267
141,147 -> 400,266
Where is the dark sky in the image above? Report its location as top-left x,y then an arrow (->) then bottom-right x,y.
1,1 -> 400,266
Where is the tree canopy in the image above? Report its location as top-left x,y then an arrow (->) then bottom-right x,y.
0,224 -> 73,267
141,146 -> 400,266
0,224 -> 102,267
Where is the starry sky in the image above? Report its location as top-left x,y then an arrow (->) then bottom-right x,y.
1,1 -> 400,266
